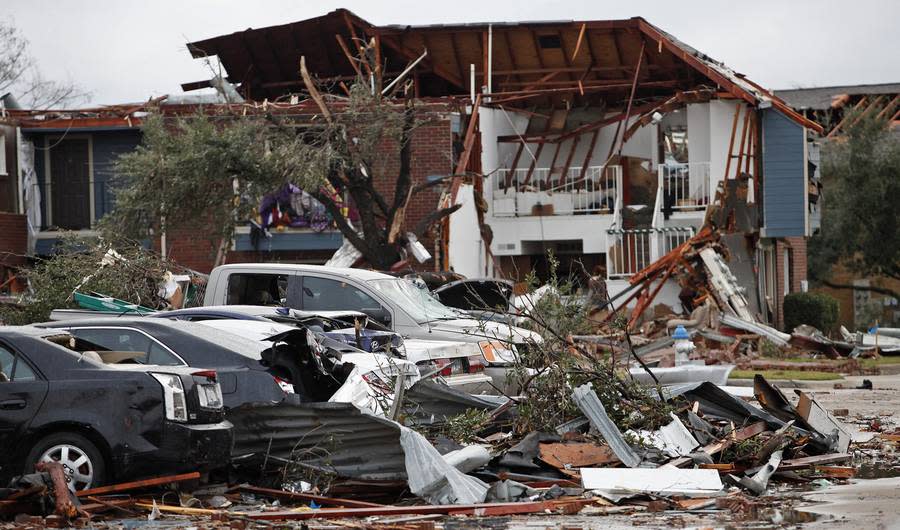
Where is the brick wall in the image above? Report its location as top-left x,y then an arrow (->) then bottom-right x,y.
370,118 -> 454,262
773,236 -> 808,329
158,117 -> 454,273
0,213 -> 27,268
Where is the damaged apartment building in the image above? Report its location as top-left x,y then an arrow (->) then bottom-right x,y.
0,9 -> 821,327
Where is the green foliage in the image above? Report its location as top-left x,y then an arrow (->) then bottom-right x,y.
0,234 -> 185,325
510,254 -> 672,434
101,110 -> 284,254
809,107 -> 900,294
442,408 -> 491,445
783,292 -> 839,333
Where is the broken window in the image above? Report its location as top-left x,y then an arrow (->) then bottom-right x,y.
0,344 -> 37,382
227,273 -> 289,306
66,328 -> 184,366
660,125 -> 689,164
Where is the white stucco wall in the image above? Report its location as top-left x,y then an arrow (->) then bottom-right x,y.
448,183 -> 485,278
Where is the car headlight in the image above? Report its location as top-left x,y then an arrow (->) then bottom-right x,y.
478,340 -> 518,364
151,373 -> 189,422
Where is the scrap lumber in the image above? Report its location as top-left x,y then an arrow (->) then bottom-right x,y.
76,471 -> 200,497
242,498 -> 594,520
777,453 -> 851,471
34,462 -> 79,520
538,442 -> 619,470
232,484 -> 385,508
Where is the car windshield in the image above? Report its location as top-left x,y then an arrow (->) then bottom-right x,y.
368,278 -> 460,323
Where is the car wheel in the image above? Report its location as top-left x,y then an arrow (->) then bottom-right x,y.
25,432 -> 106,492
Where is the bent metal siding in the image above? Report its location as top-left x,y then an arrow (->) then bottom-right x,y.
762,109 -> 807,237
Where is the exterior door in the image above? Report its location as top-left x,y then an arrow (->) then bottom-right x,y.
50,138 -> 91,229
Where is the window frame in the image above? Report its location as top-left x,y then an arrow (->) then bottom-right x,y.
0,341 -> 41,382
62,326 -> 187,367
299,273 -> 394,323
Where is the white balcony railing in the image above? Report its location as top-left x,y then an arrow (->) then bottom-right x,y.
605,227 -> 694,279
492,165 -> 621,217
657,162 -> 712,211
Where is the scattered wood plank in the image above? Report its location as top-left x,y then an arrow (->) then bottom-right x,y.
778,453 -> 851,471
76,472 -> 200,498
232,485 -> 385,509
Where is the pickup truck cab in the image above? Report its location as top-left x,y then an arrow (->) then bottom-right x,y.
204,264 -> 541,393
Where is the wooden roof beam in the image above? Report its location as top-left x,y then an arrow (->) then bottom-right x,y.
378,34 -> 465,89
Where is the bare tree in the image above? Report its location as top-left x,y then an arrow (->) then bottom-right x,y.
0,18 -> 88,109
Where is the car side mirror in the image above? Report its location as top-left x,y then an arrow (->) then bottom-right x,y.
364,307 -> 391,326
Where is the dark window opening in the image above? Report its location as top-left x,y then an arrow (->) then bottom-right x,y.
537,34 -> 562,49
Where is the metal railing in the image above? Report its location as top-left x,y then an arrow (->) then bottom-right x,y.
657,162 -> 711,211
606,229 -> 654,279
605,226 -> 694,279
492,165 -> 621,216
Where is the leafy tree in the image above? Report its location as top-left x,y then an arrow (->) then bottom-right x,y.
808,107 -> 900,299
0,18 -> 88,108
106,47 -> 460,270
103,111 -> 278,266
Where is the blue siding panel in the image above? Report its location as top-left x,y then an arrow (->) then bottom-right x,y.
91,131 -> 142,220
762,109 -> 806,237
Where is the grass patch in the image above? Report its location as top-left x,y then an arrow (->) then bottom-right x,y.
860,356 -> 900,369
729,369 -> 842,381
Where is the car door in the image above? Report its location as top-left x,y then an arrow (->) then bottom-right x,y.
0,343 -> 50,464
299,275 -> 394,327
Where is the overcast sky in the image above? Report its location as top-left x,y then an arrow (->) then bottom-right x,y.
6,0 -> 899,107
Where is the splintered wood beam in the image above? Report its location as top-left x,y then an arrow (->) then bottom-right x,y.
559,134 -> 581,187
546,141 -> 564,187
735,106 -> 752,176
335,34 -> 363,79
342,12 -> 372,76
453,94 -> 482,178
827,96 -> 868,138
379,34 -> 464,88
578,129 -> 600,182
507,141 -> 526,187
486,78 -> 677,98
876,94 -> 900,119
614,38 -> 645,158
572,23 -> 587,62
723,103 -> 742,180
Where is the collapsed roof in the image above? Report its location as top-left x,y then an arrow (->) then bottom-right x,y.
184,8 -> 818,131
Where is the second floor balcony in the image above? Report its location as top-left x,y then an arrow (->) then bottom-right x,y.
492,165 -> 622,217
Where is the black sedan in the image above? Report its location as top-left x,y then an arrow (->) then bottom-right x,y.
38,317 -> 348,405
0,326 -> 233,491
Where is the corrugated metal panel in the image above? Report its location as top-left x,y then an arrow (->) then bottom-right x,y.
403,380 -> 505,425
228,401 -> 408,480
762,109 -> 807,237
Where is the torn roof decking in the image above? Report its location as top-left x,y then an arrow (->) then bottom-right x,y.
184,9 -> 819,132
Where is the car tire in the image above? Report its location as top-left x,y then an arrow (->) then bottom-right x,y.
25,432 -> 107,492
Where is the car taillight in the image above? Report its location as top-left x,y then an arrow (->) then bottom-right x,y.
272,376 -> 294,394
151,373 -> 189,422
192,370 -> 217,382
466,355 -> 485,373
